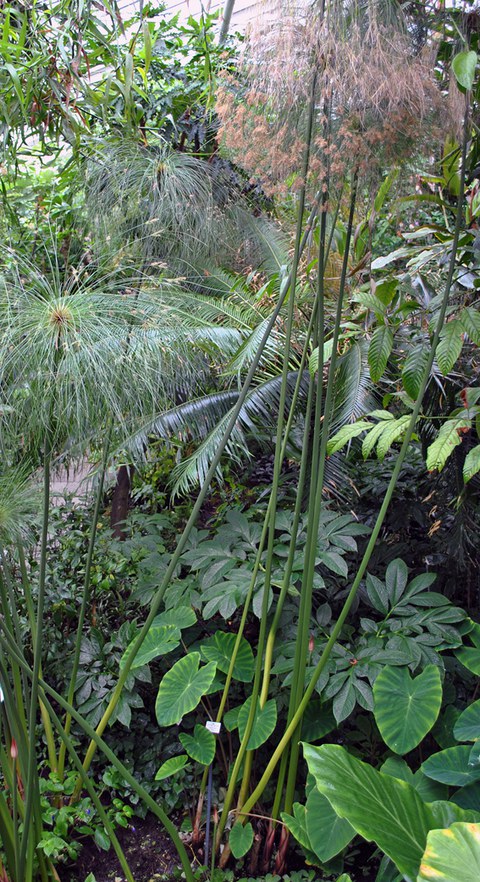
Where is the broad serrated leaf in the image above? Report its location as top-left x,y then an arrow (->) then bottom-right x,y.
373,665 -> 442,754
327,421 -> 371,455
464,445 -> 480,482
155,653 -> 217,726
376,415 -> 411,461
179,724 -> 216,765
437,320 -> 464,375
426,419 -> 470,472
402,345 -> 430,400
368,326 -> 394,382
460,307 -> 480,345
229,822 -> 254,858
155,755 -> 189,780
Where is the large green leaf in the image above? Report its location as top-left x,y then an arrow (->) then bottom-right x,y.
373,665 -> 442,754
454,700 -> 480,742
456,645 -> 480,676
281,804 -> 311,851
376,415 -> 411,461
179,724 -> 216,765
437,320 -> 464,376
418,822 -> 480,882
381,757 -> 448,803
422,745 -> 480,787
368,326 -> 393,382
452,50 -> 478,90
426,419 -> 470,473
155,653 -> 217,726
464,445 -> 480,483
304,743 -> 440,881
120,623 -> 181,670
327,421 -> 371,455
305,787 -> 355,861
200,632 -> 254,682
152,607 -> 197,630
155,755 -> 189,780
229,822 -> 254,858
237,697 -> 277,750
402,345 -> 430,400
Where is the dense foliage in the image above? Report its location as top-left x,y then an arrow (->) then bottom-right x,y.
2,2 -> 480,882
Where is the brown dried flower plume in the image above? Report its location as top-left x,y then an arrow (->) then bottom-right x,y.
216,1 -> 443,197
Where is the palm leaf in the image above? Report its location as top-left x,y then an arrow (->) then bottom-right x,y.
331,340 -> 378,429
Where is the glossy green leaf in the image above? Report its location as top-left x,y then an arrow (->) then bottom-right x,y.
281,804 -> 311,851
229,821 -> 254,858
422,745 -> 480,786
368,326 -> 394,382
120,623 -> 181,669
179,724 -> 216,765
155,653 -> 217,726
152,607 -> 197,630
94,826 -> 111,851
418,822 -> 480,882
155,755 -> 189,780
437,320 -> 464,375
464,445 -> 480,483
376,415 -> 411,461
452,50 -> 478,90
426,419 -> 470,473
327,421 -> 371,455
454,700 -> 480,742
381,757 -> 448,803
237,697 -> 277,750
304,743 -> 440,881
460,307 -> 480,345
451,783 -> 480,812
456,645 -> 480,675
402,344 -> 430,400
305,787 -> 355,861
200,632 -> 254,682
374,665 -> 442,754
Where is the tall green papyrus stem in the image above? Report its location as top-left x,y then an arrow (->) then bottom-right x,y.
215,76 -> 318,857
228,85 -> 471,837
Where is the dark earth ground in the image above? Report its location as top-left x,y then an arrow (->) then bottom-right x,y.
66,814 -> 183,882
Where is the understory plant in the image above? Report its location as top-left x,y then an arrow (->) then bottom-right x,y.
1,3 -> 480,882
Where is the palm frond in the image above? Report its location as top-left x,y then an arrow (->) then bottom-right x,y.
331,340 -> 378,429
236,211 -> 290,281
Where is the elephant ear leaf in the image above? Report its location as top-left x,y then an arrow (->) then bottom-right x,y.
373,665 -> 442,754
303,743 -> 439,881
418,822 -> 480,882
155,653 -> 216,726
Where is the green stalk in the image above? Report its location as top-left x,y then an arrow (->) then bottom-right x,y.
283,171 -> 358,813
14,544 -> 57,773
234,90 -> 471,821
18,437 -> 52,881
215,78 -> 317,850
76,187 -> 325,796
58,433 -> 112,781
0,631 -> 195,882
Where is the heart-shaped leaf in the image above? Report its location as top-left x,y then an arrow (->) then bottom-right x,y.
373,665 -> 442,754
155,755 -> 189,780
452,50 -> 478,91
152,607 -> 197,630
454,699 -> 480,742
121,623 -> 181,670
422,745 -> 480,787
155,653 -> 217,726
200,632 -> 254,682
179,724 -> 216,765
229,821 -> 254,858
418,822 -> 480,882
237,697 -> 277,750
